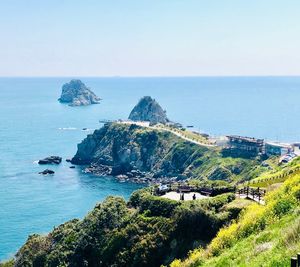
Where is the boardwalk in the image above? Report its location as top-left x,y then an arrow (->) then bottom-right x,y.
237,193 -> 265,205
236,187 -> 266,205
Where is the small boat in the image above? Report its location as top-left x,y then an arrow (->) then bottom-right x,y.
186,125 -> 194,128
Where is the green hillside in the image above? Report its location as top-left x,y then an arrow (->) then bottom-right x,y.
171,167 -> 300,267
4,191 -> 241,267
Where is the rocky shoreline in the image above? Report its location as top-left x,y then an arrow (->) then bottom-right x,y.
82,163 -> 178,184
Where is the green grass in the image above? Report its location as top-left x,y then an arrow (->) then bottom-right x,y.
171,165 -> 300,267
200,212 -> 300,267
247,160 -> 300,188
153,124 -> 213,145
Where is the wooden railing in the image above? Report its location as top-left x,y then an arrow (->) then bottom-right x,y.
236,186 -> 266,203
248,166 -> 300,187
155,184 -> 235,197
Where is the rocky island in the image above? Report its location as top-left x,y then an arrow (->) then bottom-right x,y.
58,79 -> 101,106
128,96 -> 169,124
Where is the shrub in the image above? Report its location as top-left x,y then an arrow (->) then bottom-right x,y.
139,195 -> 180,217
272,197 -> 295,217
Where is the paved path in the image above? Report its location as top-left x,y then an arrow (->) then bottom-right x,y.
161,191 -> 208,201
118,121 -> 216,148
153,125 -> 216,147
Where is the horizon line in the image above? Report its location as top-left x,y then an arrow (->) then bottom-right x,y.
0,75 -> 300,78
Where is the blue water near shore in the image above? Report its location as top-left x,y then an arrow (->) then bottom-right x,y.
1,76 -> 300,260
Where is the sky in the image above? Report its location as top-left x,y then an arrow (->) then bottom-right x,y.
0,0 -> 299,77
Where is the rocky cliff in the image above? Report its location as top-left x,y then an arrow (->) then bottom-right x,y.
58,79 -> 101,106
128,96 -> 169,124
71,123 -> 263,183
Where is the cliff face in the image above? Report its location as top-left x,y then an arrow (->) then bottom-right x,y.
71,123 -> 190,178
58,79 -> 101,106
71,123 -> 263,182
128,96 -> 169,124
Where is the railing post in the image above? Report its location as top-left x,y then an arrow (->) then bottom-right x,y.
291,257 -> 297,267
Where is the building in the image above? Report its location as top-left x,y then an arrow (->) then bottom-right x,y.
224,135 -> 264,157
265,142 -> 293,156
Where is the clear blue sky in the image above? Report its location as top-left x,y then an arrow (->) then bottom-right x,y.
0,0 -> 299,76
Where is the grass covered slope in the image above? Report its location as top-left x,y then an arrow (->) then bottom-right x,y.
171,169 -> 300,267
11,190 -> 241,267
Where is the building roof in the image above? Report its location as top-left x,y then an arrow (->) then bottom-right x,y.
227,135 -> 264,144
265,142 -> 292,149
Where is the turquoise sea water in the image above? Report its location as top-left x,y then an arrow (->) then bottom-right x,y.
1,77 -> 300,260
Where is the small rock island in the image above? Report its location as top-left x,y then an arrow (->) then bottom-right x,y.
128,96 -> 169,124
58,79 -> 101,106
38,156 -> 62,165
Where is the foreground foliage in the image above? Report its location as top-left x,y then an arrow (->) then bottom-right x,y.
11,190 -> 239,267
171,170 -> 300,267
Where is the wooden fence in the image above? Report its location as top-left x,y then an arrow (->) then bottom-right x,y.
248,166 -> 300,187
236,186 -> 266,202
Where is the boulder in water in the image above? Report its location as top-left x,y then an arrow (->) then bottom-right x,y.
39,169 -> 55,175
38,156 -> 62,165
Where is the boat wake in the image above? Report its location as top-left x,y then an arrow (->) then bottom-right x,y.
58,127 -> 77,131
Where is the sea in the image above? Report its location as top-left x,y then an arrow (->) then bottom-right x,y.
1,76 -> 300,260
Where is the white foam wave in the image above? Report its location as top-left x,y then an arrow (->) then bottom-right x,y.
58,127 -> 77,130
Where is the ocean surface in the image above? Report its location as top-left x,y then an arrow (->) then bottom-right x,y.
1,76 -> 300,260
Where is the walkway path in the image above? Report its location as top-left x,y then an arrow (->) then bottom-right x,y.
153,125 -> 216,147
236,187 -> 266,205
161,191 -> 208,201
117,120 -> 216,148
236,193 -> 265,205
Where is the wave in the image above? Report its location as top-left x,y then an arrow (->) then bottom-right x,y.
58,127 -> 77,130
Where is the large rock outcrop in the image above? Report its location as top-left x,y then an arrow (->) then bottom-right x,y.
71,123 -> 186,179
128,96 -> 169,124
58,79 -> 101,106
71,123 -> 260,182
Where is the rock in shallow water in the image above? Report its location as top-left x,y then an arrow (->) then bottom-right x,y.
39,169 -> 55,175
38,156 -> 62,165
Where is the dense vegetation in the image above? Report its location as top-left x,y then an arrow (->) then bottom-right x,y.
171,167 -> 300,267
5,189 -> 242,267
